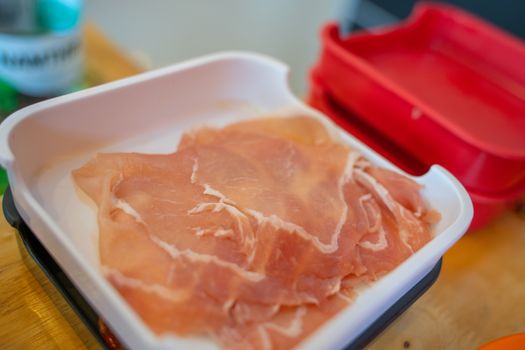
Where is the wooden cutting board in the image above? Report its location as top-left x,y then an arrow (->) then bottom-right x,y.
0,24 -> 524,350
368,209 -> 525,350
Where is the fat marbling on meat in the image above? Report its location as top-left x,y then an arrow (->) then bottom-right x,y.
72,115 -> 437,349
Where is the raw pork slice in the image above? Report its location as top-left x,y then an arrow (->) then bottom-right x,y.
72,114 -> 437,349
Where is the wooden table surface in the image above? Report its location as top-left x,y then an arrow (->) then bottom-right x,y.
0,25 -> 524,350
0,24 -> 141,350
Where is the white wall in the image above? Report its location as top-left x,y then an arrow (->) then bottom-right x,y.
85,0 -> 341,96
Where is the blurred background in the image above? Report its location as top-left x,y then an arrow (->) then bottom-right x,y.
2,0 -> 525,99
85,0 -> 525,96
85,0 -> 340,96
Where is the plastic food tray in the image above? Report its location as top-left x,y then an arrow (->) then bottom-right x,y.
0,52 -> 472,349
310,4 -> 525,229
2,186 -> 443,350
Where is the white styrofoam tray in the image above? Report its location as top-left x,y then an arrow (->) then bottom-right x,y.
0,52 -> 473,350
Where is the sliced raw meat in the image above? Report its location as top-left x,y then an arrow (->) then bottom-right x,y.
72,114 -> 436,349
181,115 -> 336,148
367,167 -> 425,216
216,292 -> 353,350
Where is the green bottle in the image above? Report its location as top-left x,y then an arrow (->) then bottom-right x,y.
0,0 -> 84,194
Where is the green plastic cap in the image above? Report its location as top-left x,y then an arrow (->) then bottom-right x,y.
37,0 -> 83,32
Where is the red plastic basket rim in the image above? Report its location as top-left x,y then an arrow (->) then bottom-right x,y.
321,3 -> 525,160
310,73 -> 525,201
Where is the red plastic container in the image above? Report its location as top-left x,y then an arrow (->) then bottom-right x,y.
309,3 -> 525,229
309,77 -> 511,230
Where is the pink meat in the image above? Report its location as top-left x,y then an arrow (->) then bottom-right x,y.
72,115 -> 436,349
